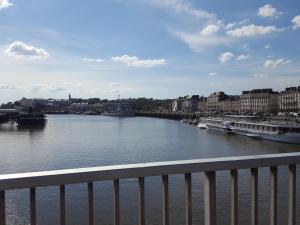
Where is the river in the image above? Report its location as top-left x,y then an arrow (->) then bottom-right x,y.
0,115 -> 299,225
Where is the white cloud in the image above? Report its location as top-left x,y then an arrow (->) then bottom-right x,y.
236,54 -> 250,61
218,52 -> 234,63
257,4 -> 282,18
224,19 -> 249,30
175,30 -> 230,52
111,55 -> 166,68
208,72 -> 217,76
83,57 -> 104,63
264,43 -> 271,49
263,58 -> 291,68
292,15 -> 300,30
0,0 -> 12,10
0,84 -> 16,90
253,73 -> 269,78
4,41 -> 49,59
200,24 -> 220,36
150,0 -> 215,19
227,24 -> 283,37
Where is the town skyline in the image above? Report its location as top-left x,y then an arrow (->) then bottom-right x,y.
0,84 -> 299,104
1,0 -> 300,103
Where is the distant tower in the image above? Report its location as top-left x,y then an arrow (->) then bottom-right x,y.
69,94 -> 71,101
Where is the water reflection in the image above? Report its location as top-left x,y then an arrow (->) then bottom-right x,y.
0,122 -> 46,141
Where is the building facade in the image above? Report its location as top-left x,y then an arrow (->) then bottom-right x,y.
279,87 -> 300,112
240,89 -> 279,113
182,95 -> 200,113
218,96 -> 241,113
207,92 -> 229,112
171,97 -> 184,112
197,96 -> 208,112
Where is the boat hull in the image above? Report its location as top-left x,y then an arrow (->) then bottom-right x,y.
232,129 -> 300,144
197,123 -> 207,129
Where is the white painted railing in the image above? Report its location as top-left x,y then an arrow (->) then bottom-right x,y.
0,152 -> 299,225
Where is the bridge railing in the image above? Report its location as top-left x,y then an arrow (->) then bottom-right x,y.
0,152 -> 299,225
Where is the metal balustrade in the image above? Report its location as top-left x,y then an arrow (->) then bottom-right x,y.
0,152 -> 299,225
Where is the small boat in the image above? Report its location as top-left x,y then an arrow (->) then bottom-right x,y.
197,122 -> 207,129
16,113 -> 47,126
181,119 -> 188,123
192,119 -> 199,125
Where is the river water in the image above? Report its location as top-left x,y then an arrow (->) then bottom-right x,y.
0,115 -> 299,225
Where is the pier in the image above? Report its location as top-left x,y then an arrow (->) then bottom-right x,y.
0,152 -> 299,225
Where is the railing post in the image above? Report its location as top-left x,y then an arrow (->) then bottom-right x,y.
162,175 -> 169,225
139,177 -> 145,225
204,171 -> 216,225
251,168 -> 258,225
0,191 -> 5,225
185,173 -> 192,225
114,179 -> 120,225
288,165 -> 296,225
270,166 -> 277,225
88,182 -> 94,225
60,185 -> 66,225
30,188 -> 36,225
230,169 -> 238,225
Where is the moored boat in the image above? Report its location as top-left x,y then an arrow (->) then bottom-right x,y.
201,117 -> 300,144
16,113 -> 47,126
192,119 -> 199,125
231,121 -> 300,144
180,119 -> 188,123
197,122 -> 207,129
204,119 -> 234,134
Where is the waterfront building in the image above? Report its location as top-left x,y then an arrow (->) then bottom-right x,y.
218,96 -> 241,113
171,97 -> 184,112
102,99 -> 135,115
207,92 -> 229,112
182,95 -> 200,113
240,89 -> 279,113
279,86 -> 300,112
197,96 -> 208,112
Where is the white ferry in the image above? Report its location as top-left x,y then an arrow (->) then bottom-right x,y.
231,121 -> 300,144
199,118 -> 300,144
202,119 -> 234,134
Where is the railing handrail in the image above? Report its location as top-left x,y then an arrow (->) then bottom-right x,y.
1,152 -> 300,191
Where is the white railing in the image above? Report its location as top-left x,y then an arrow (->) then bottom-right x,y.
0,152 -> 299,225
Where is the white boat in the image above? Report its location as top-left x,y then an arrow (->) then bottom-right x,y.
202,118 -> 300,144
197,122 -> 207,129
204,119 -> 234,134
231,121 -> 300,144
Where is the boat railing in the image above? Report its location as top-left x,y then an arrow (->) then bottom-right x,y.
0,152 -> 299,225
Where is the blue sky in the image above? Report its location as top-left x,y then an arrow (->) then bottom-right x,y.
0,0 -> 300,103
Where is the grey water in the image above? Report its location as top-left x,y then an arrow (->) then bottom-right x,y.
0,115 -> 299,225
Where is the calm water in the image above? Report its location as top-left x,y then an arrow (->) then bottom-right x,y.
0,115 -> 299,225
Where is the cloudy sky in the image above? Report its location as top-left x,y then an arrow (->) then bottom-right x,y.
0,0 -> 300,103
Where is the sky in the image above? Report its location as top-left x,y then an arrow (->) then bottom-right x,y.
0,0 -> 300,103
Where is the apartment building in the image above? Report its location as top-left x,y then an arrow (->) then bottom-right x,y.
241,89 -> 279,113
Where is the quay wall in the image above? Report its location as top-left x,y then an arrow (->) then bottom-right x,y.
135,111 -> 299,122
